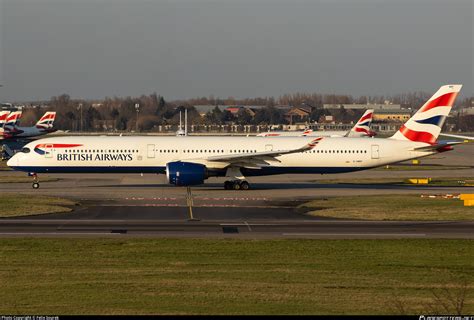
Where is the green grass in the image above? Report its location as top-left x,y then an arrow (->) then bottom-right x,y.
0,239 -> 472,315
375,165 -> 471,171
0,175 -> 59,183
0,160 -> 11,171
301,195 -> 474,220
0,194 -> 76,217
315,177 -> 474,187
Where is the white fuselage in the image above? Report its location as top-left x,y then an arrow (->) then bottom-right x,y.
6,126 -> 55,139
257,131 -> 365,137
8,136 -> 435,176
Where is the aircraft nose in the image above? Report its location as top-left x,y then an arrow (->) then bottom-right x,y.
7,154 -> 18,167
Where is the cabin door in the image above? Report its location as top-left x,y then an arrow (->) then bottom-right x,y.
147,144 -> 155,158
44,144 -> 54,159
265,144 -> 273,151
371,144 -> 379,159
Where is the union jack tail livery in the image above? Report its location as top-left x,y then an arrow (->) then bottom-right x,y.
4,111 -> 22,132
390,85 -> 462,144
348,109 -> 374,137
36,112 -> 56,129
0,111 -> 10,137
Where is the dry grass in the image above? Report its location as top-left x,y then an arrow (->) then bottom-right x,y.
0,194 -> 76,217
301,195 -> 474,220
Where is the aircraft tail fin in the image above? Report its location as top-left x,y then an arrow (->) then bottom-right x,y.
390,85 -> 462,144
36,112 -> 56,129
347,109 -> 374,137
4,111 -> 22,131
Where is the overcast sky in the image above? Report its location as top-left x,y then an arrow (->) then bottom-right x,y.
0,0 -> 472,102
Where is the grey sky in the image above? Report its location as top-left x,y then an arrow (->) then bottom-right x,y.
0,0 -> 472,102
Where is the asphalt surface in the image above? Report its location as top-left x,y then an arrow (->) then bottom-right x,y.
0,217 -> 472,238
0,143 -> 473,238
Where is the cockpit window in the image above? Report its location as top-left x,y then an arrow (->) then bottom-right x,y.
21,147 -> 30,153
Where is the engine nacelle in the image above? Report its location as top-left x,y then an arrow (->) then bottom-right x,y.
166,161 -> 207,186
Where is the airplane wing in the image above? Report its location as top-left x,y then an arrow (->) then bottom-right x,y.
439,133 -> 474,141
195,137 -> 323,168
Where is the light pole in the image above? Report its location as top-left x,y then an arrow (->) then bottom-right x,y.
135,103 -> 140,132
77,103 -> 83,132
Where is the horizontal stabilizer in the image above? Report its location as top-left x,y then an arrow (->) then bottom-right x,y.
412,141 -> 464,153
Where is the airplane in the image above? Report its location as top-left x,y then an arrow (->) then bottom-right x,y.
3,111 -> 57,139
7,84 -> 463,190
257,109 -> 375,137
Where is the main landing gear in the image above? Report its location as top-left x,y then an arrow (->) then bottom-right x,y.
29,172 -> 40,189
224,180 -> 250,190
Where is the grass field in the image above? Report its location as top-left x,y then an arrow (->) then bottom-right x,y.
0,239 -> 471,315
0,175 -> 59,183
0,160 -> 11,171
301,195 -> 474,220
375,164 -> 472,171
0,194 -> 76,217
314,177 -> 474,187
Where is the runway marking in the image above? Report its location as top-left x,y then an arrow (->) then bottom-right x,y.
124,197 -> 268,201
220,223 -> 280,226
244,221 -> 252,232
282,233 -> 427,237
101,204 -> 293,208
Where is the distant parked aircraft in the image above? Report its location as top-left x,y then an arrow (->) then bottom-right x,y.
257,109 -> 375,138
3,112 -> 56,139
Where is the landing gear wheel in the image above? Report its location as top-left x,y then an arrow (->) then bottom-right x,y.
32,182 -> 40,189
240,181 -> 250,190
224,181 -> 233,190
232,181 -> 241,190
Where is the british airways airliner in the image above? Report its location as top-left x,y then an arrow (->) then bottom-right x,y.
7,85 -> 463,190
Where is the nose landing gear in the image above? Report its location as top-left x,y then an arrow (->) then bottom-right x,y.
29,172 -> 40,189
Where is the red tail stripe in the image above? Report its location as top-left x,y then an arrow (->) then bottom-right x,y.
420,92 -> 458,113
40,114 -> 56,121
399,125 -> 436,144
354,127 -> 370,134
358,112 -> 373,123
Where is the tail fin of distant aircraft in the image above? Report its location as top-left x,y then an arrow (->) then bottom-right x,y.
0,111 -> 9,128
4,111 -> 22,131
36,112 -> 56,129
347,109 -> 374,137
0,111 -> 10,137
300,129 -> 313,136
390,85 -> 462,144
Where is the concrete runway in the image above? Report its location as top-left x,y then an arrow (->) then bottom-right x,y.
0,143 -> 473,238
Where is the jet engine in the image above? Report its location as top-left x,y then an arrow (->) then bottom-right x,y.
166,161 -> 208,186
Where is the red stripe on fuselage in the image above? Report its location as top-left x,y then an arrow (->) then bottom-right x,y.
35,143 -> 83,149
